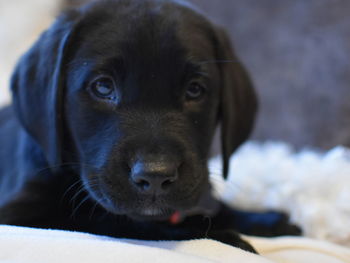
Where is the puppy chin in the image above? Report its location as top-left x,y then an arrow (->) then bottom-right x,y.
128,187 -> 220,223
128,207 -> 176,222
114,196 -> 199,221
125,186 -> 218,222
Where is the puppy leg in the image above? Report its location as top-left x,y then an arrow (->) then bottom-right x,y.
212,204 -> 302,237
0,185 -> 62,227
0,175 -> 81,229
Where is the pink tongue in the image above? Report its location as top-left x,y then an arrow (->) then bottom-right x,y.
169,211 -> 181,224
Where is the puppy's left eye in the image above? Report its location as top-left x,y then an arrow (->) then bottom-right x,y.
89,77 -> 118,100
186,82 -> 206,101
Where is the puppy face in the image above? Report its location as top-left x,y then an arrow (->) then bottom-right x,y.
11,0 -> 257,221
65,1 -> 220,219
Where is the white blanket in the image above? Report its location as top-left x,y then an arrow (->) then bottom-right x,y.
0,225 -> 349,263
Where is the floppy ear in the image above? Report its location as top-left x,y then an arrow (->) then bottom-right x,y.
215,28 -> 258,179
11,11 -> 80,167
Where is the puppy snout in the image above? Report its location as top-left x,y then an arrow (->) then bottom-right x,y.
131,159 -> 179,194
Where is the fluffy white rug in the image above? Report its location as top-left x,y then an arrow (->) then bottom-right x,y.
210,142 -> 350,247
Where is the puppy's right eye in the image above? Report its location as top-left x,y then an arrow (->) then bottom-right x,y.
185,82 -> 206,101
89,77 -> 118,100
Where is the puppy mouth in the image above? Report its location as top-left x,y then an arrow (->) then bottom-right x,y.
126,185 -> 219,223
126,196 -> 185,222
94,186 -> 189,221
83,171 -> 212,222
128,207 -> 176,222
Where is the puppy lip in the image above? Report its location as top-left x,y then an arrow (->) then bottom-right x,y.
128,212 -> 175,222
127,206 -> 177,221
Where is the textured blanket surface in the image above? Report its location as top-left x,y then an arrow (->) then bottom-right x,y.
1,225 -> 349,263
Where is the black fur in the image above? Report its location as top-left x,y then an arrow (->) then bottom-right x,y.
0,0 -> 299,253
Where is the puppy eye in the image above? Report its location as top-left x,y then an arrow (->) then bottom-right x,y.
185,82 -> 206,100
89,77 -> 117,100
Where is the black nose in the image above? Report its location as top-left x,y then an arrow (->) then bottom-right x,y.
131,159 -> 179,194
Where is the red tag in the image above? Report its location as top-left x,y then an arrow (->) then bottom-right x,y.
169,211 -> 181,225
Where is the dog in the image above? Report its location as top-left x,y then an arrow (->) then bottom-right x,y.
0,0 -> 299,253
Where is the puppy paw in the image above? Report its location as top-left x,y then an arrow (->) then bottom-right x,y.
208,229 -> 257,253
244,211 -> 302,237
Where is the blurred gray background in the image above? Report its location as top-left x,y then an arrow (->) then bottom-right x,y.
189,0 -> 350,150
1,0 -> 350,150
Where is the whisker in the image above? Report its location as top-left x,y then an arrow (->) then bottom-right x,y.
71,195 -> 90,219
70,184 -> 88,205
89,199 -> 102,220
203,216 -> 212,238
61,179 -> 82,202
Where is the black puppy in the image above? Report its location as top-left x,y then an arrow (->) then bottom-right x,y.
0,0 -> 298,253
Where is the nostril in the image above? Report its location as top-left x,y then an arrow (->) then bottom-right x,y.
133,177 -> 150,190
161,170 -> 178,190
135,180 -> 150,190
161,179 -> 174,190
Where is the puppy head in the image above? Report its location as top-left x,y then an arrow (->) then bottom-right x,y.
11,0 -> 257,220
